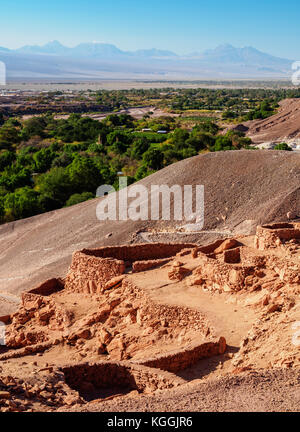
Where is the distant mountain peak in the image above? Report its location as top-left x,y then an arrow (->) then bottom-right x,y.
134,48 -> 178,57
44,40 -> 65,48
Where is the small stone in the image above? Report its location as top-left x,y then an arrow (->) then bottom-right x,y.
191,248 -> 198,259
267,303 -> 281,313
0,391 -> 11,400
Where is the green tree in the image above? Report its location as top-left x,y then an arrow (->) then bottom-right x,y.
4,187 -> 43,220
33,148 -> 56,172
274,143 -> 292,151
37,167 -> 72,207
186,131 -> 215,152
214,136 -> 233,152
0,150 -> 15,171
65,192 -> 94,207
171,128 -> 190,150
106,130 -> 132,154
0,125 -> 21,150
142,148 -> 164,170
21,116 -> 47,139
131,136 -> 150,159
67,155 -> 103,193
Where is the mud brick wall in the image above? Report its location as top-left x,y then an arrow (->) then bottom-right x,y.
65,251 -> 125,294
61,361 -> 185,395
135,337 -> 226,373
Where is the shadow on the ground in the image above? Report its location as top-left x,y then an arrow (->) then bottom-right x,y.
176,344 -> 239,381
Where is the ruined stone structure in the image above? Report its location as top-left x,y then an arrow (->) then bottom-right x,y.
62,361 -> 185,397
254,222 -> 300,250
2,223 -> 300,410
65,243 -> 196,294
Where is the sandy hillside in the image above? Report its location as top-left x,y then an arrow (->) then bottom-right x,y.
243,98 -> 300,144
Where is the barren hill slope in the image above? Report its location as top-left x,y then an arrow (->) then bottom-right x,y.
244,98 -> 300,144
0,150 -> 300,312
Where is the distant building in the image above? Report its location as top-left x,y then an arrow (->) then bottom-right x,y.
142,128 -> 152,132
157,130 -> 167,134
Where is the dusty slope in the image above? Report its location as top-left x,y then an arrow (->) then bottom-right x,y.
244,98 -> 300,144
0,150 -> 300,312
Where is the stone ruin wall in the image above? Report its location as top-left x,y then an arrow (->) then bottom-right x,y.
64,252 -> 125,294
81,243 -> 197,262
64,243 -> 197,294
134,337 -> 226,373
121,278 -> 212,337
27,278 -> 64,296
62,361 -> 185,395
254,223 -> 300,250
193,253 -> 256,292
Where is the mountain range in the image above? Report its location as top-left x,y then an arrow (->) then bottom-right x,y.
0,41 -> 294,80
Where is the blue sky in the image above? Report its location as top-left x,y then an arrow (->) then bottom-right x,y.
0,0 -> 299,59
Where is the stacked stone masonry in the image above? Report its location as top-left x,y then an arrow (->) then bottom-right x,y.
65,243 -> 196,294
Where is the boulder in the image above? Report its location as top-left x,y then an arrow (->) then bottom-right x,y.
103,275 -> 125,292
98,328 -> 113,345
214,239 -> 239,254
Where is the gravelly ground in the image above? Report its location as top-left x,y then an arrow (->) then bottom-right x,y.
65,368 -> 300,412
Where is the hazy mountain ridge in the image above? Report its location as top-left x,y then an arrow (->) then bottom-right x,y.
0,41 -> 294,80
13,40 -> 179,59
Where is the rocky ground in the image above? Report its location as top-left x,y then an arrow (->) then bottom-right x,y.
0,227 -> 299,412
67,368 -> 300,412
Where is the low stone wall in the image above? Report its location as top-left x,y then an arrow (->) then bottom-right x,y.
0,338 -> 62,361
194,255 -> 255,292
28,278 -> 64,296
223,247 -> 241,264
65,243 -> 196,294
0,315 -> 11,325
132,258 -> 171,273
81,243 -> 196,262
254,223 -> 300,250
61,361 -> 185,397
65,252 -> 125,294
134,337 -> 226,373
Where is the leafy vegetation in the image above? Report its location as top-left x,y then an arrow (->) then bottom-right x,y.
0,108 -> 255,223
3,85 -> 298,223
273,142 -> 292,151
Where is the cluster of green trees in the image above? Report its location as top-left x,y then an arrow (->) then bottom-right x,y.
0,111 -> 253,223
242,100 -> 278,120
273,142 -> 292,151
162,88 -> 300,120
